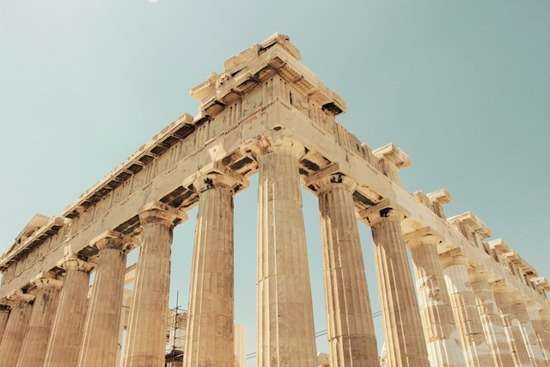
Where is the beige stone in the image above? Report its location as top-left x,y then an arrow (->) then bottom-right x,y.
256,139 -> 317,367
16,276 -> 62,367
440,251 -> 493,367
408,234 -> 465,367
363,203 -> 430,367
0,304 -> 9,343
43,258 -> 92,367
310,172 -> 379,366
0,296 -> 33,366
468,269 -> 516,367
78,233 -> 130,367
184,173 -> 238,367
124,203 -> 185,367
493,284 -> 533,367
0,34 -> 548,367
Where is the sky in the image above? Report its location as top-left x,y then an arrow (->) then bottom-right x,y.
1,0 -> 549,364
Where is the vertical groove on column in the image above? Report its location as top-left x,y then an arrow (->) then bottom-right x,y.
441,258 -> 491,367
16,286 -> 61,367
369,211 -> 430,367
512,302 -> 546,367
318,182 -> 379,367
529,308 -> 550,367
125,218 -> 173,367
493,287 -> 532,367
410,241 -> 464,367
469,272 -> 515,367
43,267 -> 90,367
79,247 -> 127,367
257,146 -> 317,367
0,306 -> 10,344
184,186 -> 234,367
0,301 -> 33,366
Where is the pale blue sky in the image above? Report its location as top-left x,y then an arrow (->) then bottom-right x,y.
1,0 -> 549,364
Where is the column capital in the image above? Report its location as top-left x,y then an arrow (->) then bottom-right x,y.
138,202 -> 187,227
193,167 -> 248,194
261,136 -> 305,159
403,227 -> 439,248
5,290 -> 35,306
304,164 -> 357,194
30,273 -> 63,291
439,248 -> 467,268
90,230 -> 136,252
359,200 -> 404,227
57,255 -> 94,273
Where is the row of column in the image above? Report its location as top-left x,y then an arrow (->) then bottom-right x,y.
1,139 -> 549,367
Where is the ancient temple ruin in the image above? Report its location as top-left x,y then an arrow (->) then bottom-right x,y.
0,34 -> 548,367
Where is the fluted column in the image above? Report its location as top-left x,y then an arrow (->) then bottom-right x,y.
511,301 -> 546,367
538,310 -> 550,365
78,232 -> 130,367
493,284 -> 532,367
124,202 -> 185,367
184,173 -> 239,367
0,305 -> 9,343
16,276 -> 62,367
257,139 -> 317,367
312,173 -> 378,367
440,251 -> 492,367
469,269 -> 515,367
528,306 -> 550,366
0,294 -> 34,366
408,234 -> 464,367
362,204 -> 429,367
43,257 -> 92,367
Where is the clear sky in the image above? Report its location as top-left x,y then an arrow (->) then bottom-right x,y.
1,0 -> 549,364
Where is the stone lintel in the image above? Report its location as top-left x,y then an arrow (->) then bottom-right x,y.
448,211 -> 492,239
439,247 -> 468,267
373,143 -> 412,170
403,227 -> 440,247
138,202 -> 188,227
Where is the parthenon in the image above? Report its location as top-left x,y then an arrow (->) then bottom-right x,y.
0,34 -> 548,367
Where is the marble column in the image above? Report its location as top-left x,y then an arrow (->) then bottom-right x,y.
493,284 -> 532,367
408,234 -> 465,367
538,310 -> 550,365
43,257 -> 92,367
363,204 -> 430,367
0,304 -> 9,343
257,140 -> 317,367
511,301 -> 546,367
468,269 -> 515,367
78,233 -> 129,367
124,203 -> 185,367
314,174 -> 378,367
528,306 -> 550,366
16,277 -> 62,367
440,251 -> 492,367
184,174 -> 237,367
0,295 -> 33,366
